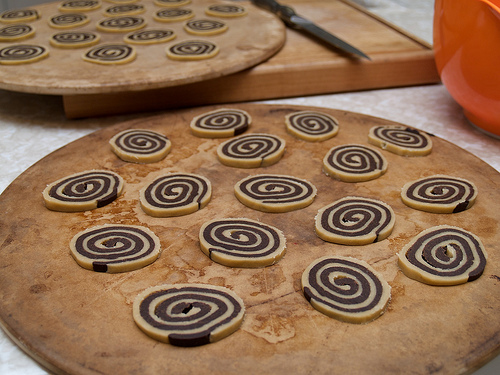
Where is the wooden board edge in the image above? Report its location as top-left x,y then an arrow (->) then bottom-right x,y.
63,50 -> 440,118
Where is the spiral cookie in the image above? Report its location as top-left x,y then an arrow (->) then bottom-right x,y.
0,24 -> 35,42
104,4 -> 145,16
154,8 -> 194,23
109,129 -> 172,163
155,0 -> 191,6
0,44 -> 49,65
315,196 -> 395,245
401,174 -> 477,213
42,170 -> 124,212
97,16 -> 146,32
166,39 -> 219,61
323,144 -> 388,182
0,9 -> 40,23
50,31 -> 100,48
184,19 -> 228,36
133,283 -> 245,347
368,125 -> 433,156
397,225 -> 487,285
124,29 -> 175,44
48,13 -> 90,29
199,218 -> 286,268
140,173 -> 211,217
302,256 -> 391,324
83,43 -> 136,64
285,111 -> 339,142
59,1 -> 102,12
205,4 -> 247,17
190,108 -> 251,138
217,133 -> 286,168
69,224 -> 161,273
235,174 -> 317,212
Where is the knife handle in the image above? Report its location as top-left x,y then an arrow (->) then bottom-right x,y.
252,0 -> 297,25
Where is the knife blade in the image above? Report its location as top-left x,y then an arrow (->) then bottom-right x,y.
251,0 -> 371,60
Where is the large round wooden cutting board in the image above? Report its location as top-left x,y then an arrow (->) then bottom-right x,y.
0,104 -> 499,375
0,0 -> 284,95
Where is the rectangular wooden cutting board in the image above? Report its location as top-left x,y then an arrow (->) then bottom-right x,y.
62,0 -> 440,118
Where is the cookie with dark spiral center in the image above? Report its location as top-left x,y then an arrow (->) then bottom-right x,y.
323,144 -> 388,182
70,224 -> 161,273
48,13 -> 90,29
166,39 -> 218,60
190,108 -> 251,138
0,44 -> 48,65
205,4 -> 247,17
397,225 -> 487,285
59,1 -> 102,12
184,19 -> 228,36
235,174 -> 317,212
42,169 -> 124,212
104,4 -> 145,16
0,24 -> 35,42
302,255 -> 391,324
124,29 -> 175,44
154,8 -> 194,22
199,218 -> 286,267
109,129 -> 172,163
83,43 -> 136,64
285,110 -> 339,142
217,133 -> 286,168
50,31 -> 100,48
139,173 -> 211,217
315,196 -> 395,245
368,125 -> 433,156
401,174 -> 477,213
133,283 -> 245,346
97,16 -> 146,32
0,9 -> 40,23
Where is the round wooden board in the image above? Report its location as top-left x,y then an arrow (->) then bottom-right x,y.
0,0 -> 284,95
0,104 -> 499,375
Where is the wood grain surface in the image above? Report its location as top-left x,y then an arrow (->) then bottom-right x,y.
0,104 -> 499,375
0,0 -> 285,94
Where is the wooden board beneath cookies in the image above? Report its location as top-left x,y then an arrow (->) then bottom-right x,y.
0,0 -> 285,94
0,104 -> 499,375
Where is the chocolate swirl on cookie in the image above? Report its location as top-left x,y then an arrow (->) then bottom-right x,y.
302,256 -> 391,324
397,225 -> 487,285
190,108 -> 250,138
110,129 -> 171,163
0,24 -> 34,42
140,173 -> 211,217
133,283 -> 245,347
124,29 -> 175,44
49,13 -> 90,28
0,44 -> 48,64
217,133 -> 286,168
285,110 -> 339,142
184,19 -> 227,35
401,174 -> 477,213
42,170 -> 124,212
315,196 -> 395,245
323,144 -> 388,182
59,1 -> 102,12
154,8 -> 194,22
235,174 -> 317,212
83,43 -> 136,64
97,16 -> 145,32
199,218 -> 286,267
70,224 -> 161,273
166,39 -> 218,60
205,4 -> 247,17
368,125 -> 432,156
0,9 -> 40,23
104,4 -> 145,16
50,31 -> 100,48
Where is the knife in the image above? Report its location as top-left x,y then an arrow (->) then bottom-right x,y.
251,0 -> 371,60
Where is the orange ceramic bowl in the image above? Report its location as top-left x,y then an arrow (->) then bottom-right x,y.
433,0 -> 500,137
